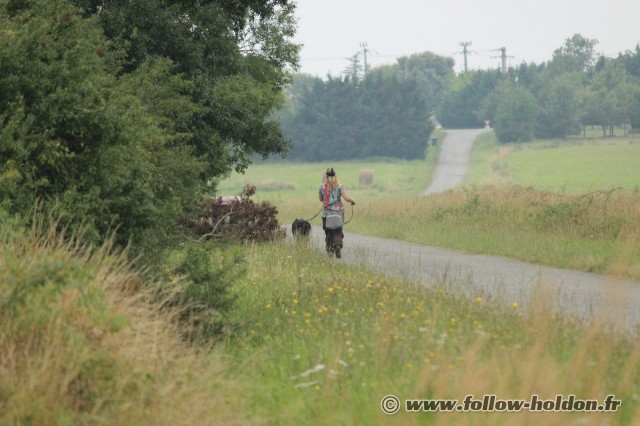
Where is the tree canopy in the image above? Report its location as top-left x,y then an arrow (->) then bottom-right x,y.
277,52 -> 452,161
0,0 -> 299,254
279,72 -> 433,161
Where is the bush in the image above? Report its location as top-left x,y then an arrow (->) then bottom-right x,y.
0,1 -> 204,255
185,185 -> 286,243
170,243 -> 243,340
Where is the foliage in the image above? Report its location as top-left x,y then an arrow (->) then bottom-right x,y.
494,85 -> 538,143
548,33 -> 599,75
0,0 -> 205,253
185,185 -> 286,243
436,34 -> 640,141
280,33 -> 640,160
280,72 -> 433,161
381,51 -> 455,111
0,214 -> 245,424
615,44 -> 640,78
0,0 -> 299,262
170,242 -> 243,340
536,72 -> 583,138
77,0 -> 300,178
582,60 -> 639,136
438,69 -> 503,128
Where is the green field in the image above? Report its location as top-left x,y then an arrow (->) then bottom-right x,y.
466,132 -> 640,191
219,130 -> 444,222
219,158 -> 431,200
6,130 -> 640,424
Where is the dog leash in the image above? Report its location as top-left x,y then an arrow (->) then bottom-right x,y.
304,204 -> 353,224
304,207 -> 322,222
304,204 -> 353,225
343,204 -> 354,225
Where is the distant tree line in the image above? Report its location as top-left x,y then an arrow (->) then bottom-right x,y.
438,34 -> 640,143
278,52 -> 454,161
281,34 -> 640,151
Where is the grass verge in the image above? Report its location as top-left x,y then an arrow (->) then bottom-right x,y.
224,240 -> 640,425
0,216 -> 244,425
343,186 -> 640,280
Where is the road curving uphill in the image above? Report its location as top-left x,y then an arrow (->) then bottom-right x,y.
424,128 -> 486,195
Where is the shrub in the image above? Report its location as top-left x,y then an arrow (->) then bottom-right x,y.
170,243 -> 243,340
185,185 -> 286,243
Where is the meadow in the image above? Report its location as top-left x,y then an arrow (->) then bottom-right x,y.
465,131 -> 640,191
5,129 -> 640,425
4,218 -> 639,425
228,239 -> 640,425
217,129 -> 640,424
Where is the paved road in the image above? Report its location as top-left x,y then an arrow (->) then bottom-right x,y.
424,128 -> 486,195
303,227 -> 640,331
295,128 -> 640,331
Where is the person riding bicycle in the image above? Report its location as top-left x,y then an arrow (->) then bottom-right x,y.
319,167 -> 356,258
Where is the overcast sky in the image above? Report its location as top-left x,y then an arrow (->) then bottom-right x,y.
292,0 -> 640,76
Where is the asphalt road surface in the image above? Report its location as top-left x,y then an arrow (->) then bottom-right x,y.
298,129 -> 640,332
304,227 -> 640,332
424,128 -> 486,195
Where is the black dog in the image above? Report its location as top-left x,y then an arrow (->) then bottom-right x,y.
292,218 -> 311,239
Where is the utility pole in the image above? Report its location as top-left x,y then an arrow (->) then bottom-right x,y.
459,41 -> 472,73
490,47 -> 512,74
360,42 -> 369,76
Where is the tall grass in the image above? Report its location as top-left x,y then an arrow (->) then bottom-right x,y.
278,181 -> 640,280
224,241 -> 640,425
4,204 -> 639,424
0,216 -> 244,425
280,185 -> 640,280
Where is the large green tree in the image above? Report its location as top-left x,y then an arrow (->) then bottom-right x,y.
1,0 -> 300,256
74,0 -> 300,180
438,69 -> 503,128
380,52 -> 455,113
0,0 -> 206,250
536,72 -> 583,138
279,72 -> 432,161
494,85 -> 538,143
548,33 -> 598,76
582,60 -> 637,136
